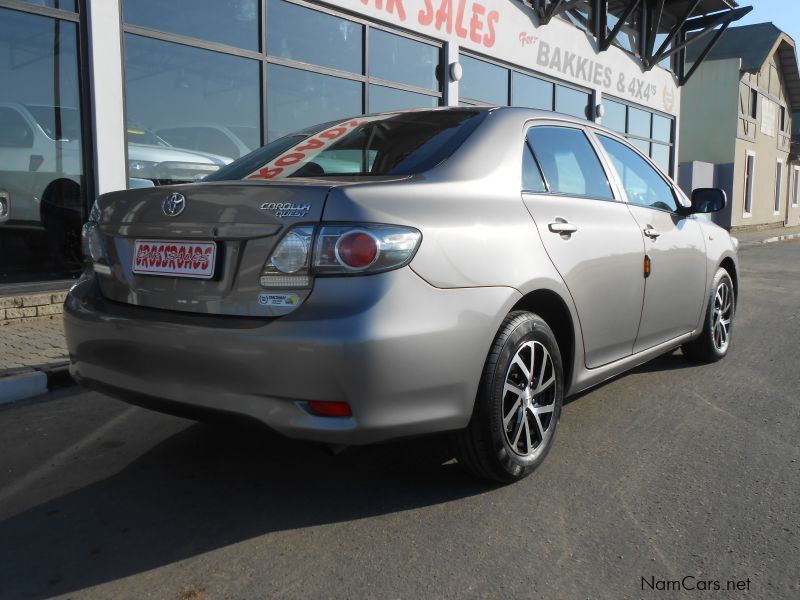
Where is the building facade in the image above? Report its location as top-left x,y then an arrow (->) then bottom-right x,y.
0,0 -> 746,299
679,23 -> 800,230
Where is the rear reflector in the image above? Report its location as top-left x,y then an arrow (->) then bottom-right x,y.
308,400 -> 353,417
335,231 -> 379,269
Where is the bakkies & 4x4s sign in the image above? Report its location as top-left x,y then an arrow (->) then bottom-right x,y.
346,0 -> 679,115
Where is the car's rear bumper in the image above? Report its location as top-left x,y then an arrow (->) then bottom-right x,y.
64,269 -> 519,444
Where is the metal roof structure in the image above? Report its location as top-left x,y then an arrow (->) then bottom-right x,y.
686,22 -> 800,111
525,0 -> 752,85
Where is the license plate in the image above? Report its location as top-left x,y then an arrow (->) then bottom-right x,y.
132,239 -> 216,279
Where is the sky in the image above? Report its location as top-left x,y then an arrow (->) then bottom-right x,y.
735,0 -> 800,43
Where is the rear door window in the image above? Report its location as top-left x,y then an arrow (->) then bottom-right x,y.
526,126 -> 614,200
522,142 -> 547,192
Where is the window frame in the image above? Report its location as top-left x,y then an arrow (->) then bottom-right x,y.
750,89 -> 758,120
743,150 -> 756,218
522,121 -> 620,203
792,166 -> 800,208
588,127 -> 684,215
601,95 -> 675,177
774,158 -> 784,216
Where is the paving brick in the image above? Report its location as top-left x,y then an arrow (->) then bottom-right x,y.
21,294 -> 54,308
51,291 -> 69,304
14,316 -> 56,325
21,307 -> 37,318
5,308 -> 23,319
37,304 -> 63,316
0,315 -> 67,371
0,297 -> 22,310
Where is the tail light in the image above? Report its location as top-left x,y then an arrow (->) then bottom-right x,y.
259,223 -> 421,289
259,226 -> 313,288
82,200 -> 107,265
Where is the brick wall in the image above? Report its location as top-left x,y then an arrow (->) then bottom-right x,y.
0,291 -> 69,326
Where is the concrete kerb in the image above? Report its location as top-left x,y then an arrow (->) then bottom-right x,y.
738,232 -> 800,247
0,361 -> 72,406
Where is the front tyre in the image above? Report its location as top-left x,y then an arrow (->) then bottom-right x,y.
682,267 -> 735,363
453,311 -> 564,483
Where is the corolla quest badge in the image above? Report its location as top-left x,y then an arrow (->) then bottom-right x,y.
162,192 -> 186,217
259,202 -> 312,218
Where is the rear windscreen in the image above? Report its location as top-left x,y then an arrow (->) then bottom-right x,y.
206,110 -> 486,181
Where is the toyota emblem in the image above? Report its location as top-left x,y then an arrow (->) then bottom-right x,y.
162,192 -> 186,217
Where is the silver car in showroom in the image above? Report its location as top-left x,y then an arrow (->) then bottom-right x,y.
65,108 -> 738,482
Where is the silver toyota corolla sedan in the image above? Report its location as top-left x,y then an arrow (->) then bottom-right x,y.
65,108 -> 738,482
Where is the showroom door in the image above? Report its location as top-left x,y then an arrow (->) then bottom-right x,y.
522,125 -> 646,369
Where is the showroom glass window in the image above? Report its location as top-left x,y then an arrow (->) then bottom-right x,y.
122,0 -> 443,170
124,0 -> 259,51
0,5 -> 87,284
123,34 -> 261,182
459,54 -> 509,106
602,98 -> 674,175
461,51 -> 592,120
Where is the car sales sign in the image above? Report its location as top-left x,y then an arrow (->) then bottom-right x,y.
342,0 -> 679,116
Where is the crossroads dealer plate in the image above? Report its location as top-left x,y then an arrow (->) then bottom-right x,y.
132,239 -> 216,279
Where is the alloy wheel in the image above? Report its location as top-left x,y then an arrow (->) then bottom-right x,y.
712,280 -> 734,352
502,341 -> 557,457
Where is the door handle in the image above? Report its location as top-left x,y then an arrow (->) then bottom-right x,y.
548,220 -> 578,235
643,226 -> 661,239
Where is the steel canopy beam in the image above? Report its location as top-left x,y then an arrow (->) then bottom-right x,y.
678,20 -> 732,85
599,0 -> 642,51
523,0 -> 753,86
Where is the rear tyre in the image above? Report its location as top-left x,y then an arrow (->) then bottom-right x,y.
453,311 -> 564,483
682,267 -> 735,363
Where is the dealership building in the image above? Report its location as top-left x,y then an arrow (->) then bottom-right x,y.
0,0 -> 749,315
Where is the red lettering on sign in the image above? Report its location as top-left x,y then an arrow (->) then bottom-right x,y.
275,153 -> 305,167
320,127 -> 347,140
418,0 -> 434,25
362,0 -> 406,22
247,167 -> 283,180
245,119 -> 364,180
387,0 -> 406,21
435,0 -> 452,33
484,8 -> 498,47
295,138 -> 325,152
455,0 -> 468,37
469,3 -> 484,44
414,0 -> 500,49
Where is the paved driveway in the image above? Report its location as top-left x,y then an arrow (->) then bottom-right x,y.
1,241 -> 798,599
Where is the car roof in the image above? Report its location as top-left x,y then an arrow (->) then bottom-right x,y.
358,105 -> 623,138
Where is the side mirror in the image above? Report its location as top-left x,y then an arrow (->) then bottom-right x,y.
690,188 -> 726,214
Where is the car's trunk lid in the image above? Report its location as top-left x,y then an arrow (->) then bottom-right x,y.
95,180 -> 332,317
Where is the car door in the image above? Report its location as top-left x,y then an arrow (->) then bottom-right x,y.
594,133 -> 707,352
522,124 -> 646,368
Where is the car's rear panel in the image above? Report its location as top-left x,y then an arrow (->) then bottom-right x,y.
94,180 -> 331,317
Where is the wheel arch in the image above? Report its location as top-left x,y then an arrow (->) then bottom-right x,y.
40,176 -> 82,208
510,289 -> 577,391
719,256 -> 738,301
